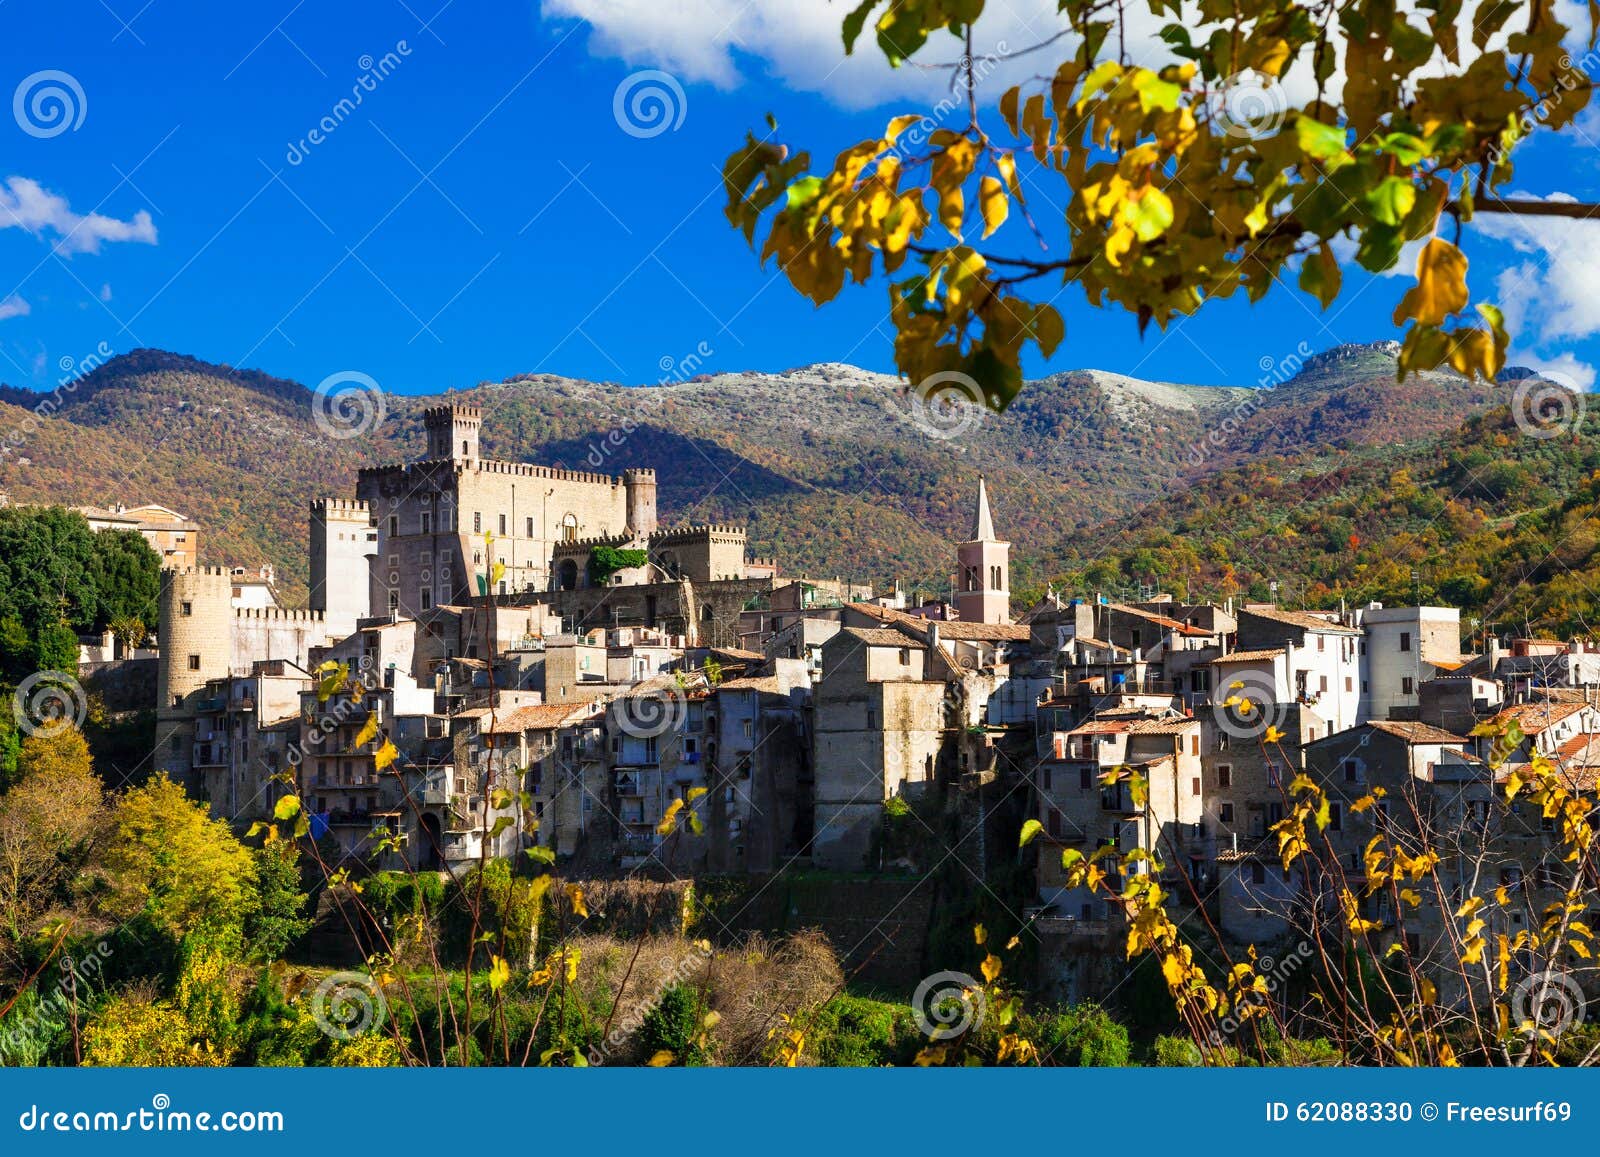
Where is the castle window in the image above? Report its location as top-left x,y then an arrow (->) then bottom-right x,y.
526,517 -> 534,538
421,512 -> 431,535
187,654 -> 200,671
498,514 -> 507,535
462,440 -> 469,456
181,601 -> 192,616
420,589 -> 433,611
562,514 -> 578,542
388,590 -> 399,612
473,512 -> 482,533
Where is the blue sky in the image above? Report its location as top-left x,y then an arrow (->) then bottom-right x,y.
2,0 -> 1599,396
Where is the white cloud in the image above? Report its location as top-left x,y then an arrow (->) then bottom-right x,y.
0,294 -> 30,321
1515,350 -> 1596,391
540,0 -> 1070,107
0,176 -> 158,256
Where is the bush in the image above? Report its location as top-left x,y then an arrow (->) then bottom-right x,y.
806,993 -> 919,1067
1027,1004 -> 1130,1067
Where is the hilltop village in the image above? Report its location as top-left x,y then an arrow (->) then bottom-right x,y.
117,404 -> 1598,997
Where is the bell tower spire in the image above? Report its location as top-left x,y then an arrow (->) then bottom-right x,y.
955,476 -> 1010,624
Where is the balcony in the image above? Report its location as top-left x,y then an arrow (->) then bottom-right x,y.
229,697 -> 256,712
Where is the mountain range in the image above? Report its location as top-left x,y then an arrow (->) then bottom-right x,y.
0,343 -> 1537,611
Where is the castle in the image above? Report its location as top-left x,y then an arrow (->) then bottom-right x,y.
154,403 -> 788,778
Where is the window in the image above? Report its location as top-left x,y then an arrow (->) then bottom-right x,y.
865,707 -> 876,729
1079,767 -> 1092,790
1401,676 -> 1414,695
1047,809 -> 1063,837
1250,862 -> 1266,885
899,647 -> 911,665
388,515 -> 398,537
742,720 -> 754,739
1327,802 -> 1342,831
562,514 -> 578,542
1345,676 -> 1353,692
1317,635 -> 1325,652
1191,777 -> 1201,796
420,588 -> 433,610
387,589 -> 399,612
1400,631 -> 1412,652
473,512 -> 482,533
526,516 -> 534,538
1220,802 -> 1235,823
180,601 -> 193,616
1343,760 -> 1358,783
187,654 -> 201,671
421,511 -> 432,535
1190,735 -> 1200,756
1042,766 -> 1052,790
498,513 -> 507,535
1319,675 -> 1328,693
1217,764 -> 1232,788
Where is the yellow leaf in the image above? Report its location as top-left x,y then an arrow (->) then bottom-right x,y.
980,954 -> 1002,983
1394,238 -> 1469,327
567,884 -> 589,919
352,711 -> 379,750
488,955 -> 510,993
373,739 -> 399,773
647,1050 -> 675,1067
979,175 -> 1007,239
974,924 -> 987,946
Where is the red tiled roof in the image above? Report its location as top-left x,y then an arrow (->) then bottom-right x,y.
1367,720 -> 1468,745
1241,606 -> 1362,635
1212,648 -> 1286,664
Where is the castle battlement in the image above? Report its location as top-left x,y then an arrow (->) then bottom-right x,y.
233,607 -> 328,624
357,458 -> 635,487
651,523 -> 747,546
162,564 -> 233,579
311,497 -> 371,516
554,532 -> 641,551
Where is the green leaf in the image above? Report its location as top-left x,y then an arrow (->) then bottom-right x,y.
1019,818 -> 1044,847
274,795 -> 301,822
1295,116 -> 1348,160
1128,188 -> 1174,241
525,846 -> 556,865
1367,176 -> 1417,226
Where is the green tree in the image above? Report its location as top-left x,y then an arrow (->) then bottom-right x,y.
725,0 -> 1596,408
89,528 -> 160,635
244,845 -> 310,961
0,507 -> 99,634
29,621 -> 80,675
99,775 -> 259,944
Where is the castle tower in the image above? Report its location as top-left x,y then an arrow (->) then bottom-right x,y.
155,566 -> 233,782
955,477 -> 1010,624
310,498 -> 377,636
424,403 -> 482,462
624,468 -> 657,535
